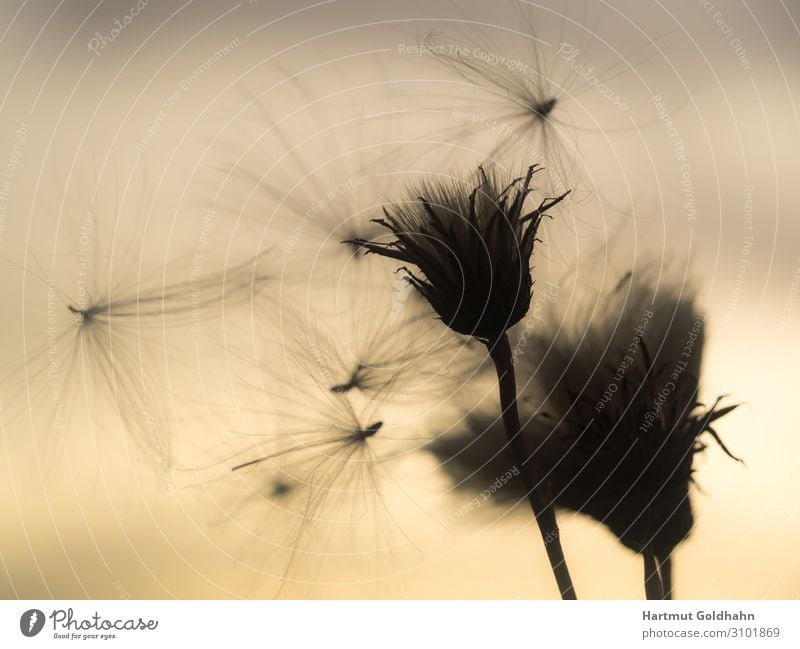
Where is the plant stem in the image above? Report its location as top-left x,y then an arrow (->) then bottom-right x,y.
643,545 -> 665,600
658,554 -> 673,600
487,332 -> 577,600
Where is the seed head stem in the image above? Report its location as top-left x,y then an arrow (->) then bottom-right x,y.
659,555 -> 673,600
488,332 -> 577,599
643,544 -> 666,600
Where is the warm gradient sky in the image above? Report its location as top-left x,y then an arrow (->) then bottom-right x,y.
0,0 -> 798,599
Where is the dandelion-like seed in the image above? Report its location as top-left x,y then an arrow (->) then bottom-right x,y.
1,226 -> 272,475
210,370 -> 423,595
211,90 -> 393,292
296,307 -> 473,402
346,164 -> 576,598
184,303 -> 447,596
420,9 -> 680,202
424,29 -> 561,143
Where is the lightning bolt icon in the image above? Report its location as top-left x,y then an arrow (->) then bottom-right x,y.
28,611 -> 37,632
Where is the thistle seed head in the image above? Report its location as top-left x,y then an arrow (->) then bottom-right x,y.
347,164 -> 569,343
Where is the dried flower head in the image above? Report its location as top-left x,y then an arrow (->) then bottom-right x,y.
348,165 -> 568,344
426,270 -> 742,597
547,345 -> 740,559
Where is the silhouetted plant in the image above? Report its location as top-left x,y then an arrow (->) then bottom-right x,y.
347,163 -> 576,598
426,272 -> 742,599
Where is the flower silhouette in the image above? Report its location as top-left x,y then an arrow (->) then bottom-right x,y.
347,164 -> 568,344
349,164 -> 576,598
426,271 -> 742,599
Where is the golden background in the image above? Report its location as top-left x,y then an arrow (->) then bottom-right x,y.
0,0 -> 798,598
